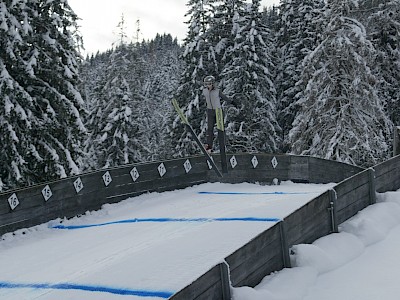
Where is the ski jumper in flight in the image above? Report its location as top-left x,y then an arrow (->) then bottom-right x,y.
202,75 -> 229,152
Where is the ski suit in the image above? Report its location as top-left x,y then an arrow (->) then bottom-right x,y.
202,87 -> 229,147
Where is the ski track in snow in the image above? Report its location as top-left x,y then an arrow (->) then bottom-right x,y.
0,181 -> 333,299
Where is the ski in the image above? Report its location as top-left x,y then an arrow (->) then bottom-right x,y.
172,99 -> 223,177
215,108 -> 228,174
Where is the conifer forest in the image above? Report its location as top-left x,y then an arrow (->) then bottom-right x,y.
1,0 -> 399,191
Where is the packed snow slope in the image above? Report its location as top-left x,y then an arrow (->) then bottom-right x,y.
0,181 -> 332,299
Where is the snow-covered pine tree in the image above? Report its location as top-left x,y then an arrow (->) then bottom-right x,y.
82,52 -> 114,170
289,0 -> 392,167
275,0 -> 325,150
0,60 -> 38,190
140,35 -> 182,160
92,44 -> 145,168
171,0 -> 218,156
0,1 -> 37,190
0,0 -> 86,190
209,0 -> 247,72
222,0 -> 281,153
261,5 -> 280,33
366,0 -> 400,126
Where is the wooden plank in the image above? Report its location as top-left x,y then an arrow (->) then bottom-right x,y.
288,156 -> 309,181
374,155 -> 400,177
209,153 -> 292,183
308,157 -> 363,183
170,264 -> 222,300
376,177 -> 400,194
218,170 -> 290,184
287,215 -> 331,246
232,256 -> 283,288
226,223 -> 281,270
335,182 -> 370,212
191,281 -> 224,300
228,237 -> 283,287
334,170 -> 370,197
373,156 -> 400,192
375,165 -> 400,183
394,128 -> 400,156
375,167 -> 400,192
336,195 -> 371,224
103,156 -> 207,178
284,192 -> 331,246
215,153 -> 291,173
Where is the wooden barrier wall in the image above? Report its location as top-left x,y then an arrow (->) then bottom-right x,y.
333,168 -> 375,225
226,222 -> 288,288
374,155 -> 400,193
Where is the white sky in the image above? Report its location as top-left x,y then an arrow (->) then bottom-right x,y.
67,0 -> 280,55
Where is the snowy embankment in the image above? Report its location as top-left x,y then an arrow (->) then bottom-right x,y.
233,190 -> 400,300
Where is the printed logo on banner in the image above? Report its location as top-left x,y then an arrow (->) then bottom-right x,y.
130,167 -> 140,182
271,157 -> 278,169
184,159 -> 192,174
42,185 -> 53,201
102,171 -> 112,187
230,155 -> 238,169
73,177 -> 83,193
158,163 -> 166,177
8,193 -> 19,210
251,156 -> 259,168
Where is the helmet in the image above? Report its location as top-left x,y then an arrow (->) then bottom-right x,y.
203,75 -> 215,87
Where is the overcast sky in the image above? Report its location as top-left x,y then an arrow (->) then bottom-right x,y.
67,0 -> 280,55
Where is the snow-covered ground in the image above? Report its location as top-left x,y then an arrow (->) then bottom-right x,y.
233,191 -> 400,300
1,181 -> 400,300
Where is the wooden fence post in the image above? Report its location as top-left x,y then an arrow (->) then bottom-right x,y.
328,189 -> 338,233
220,262 -> 231,300
368,168 -> 376,205
279,221 -> 291,268
394,126 -> 400,156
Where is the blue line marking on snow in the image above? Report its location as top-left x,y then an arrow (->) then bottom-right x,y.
198,191 -> 313,195
52,217 -> 280,230
0,281 -> 174,298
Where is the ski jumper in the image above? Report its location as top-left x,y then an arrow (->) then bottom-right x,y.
202,87 -> 228,148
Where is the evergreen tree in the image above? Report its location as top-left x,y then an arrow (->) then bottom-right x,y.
289,0 -> 392,167
171,0 -> 217,157
367,0 -> 400,126
89,44 -> 145,168
222,0 -> 281,152
209,0 -> 247,72
0,0 -> 86,190
275,0 -> 325,150
261,5 -> 280,32
141,34 -> 182,160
